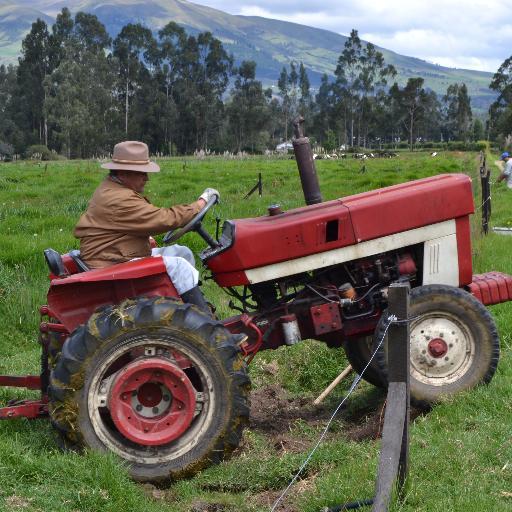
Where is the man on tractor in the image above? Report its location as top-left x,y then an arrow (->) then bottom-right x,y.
74,140 -> 218,314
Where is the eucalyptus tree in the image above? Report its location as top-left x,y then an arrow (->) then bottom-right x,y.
226,60 -> 271,152
170,31 -> 232,152
334,29 -> 395,147
443,83 -> 472,141
277,66 -> 291,141
488,56 -> 512,141
113,24 -> 155,135
298,62 -> 312,114
154,22 -> 187,154
194,32 -> 233,150
312,74 -> 337,145
16,19 -> 53,147
0,64 -> 22,153
44,12 -> 116,157
396,77 -> 428,151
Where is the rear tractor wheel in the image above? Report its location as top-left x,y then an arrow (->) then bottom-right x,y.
48,297 -> 250,482
374,284 -> 500,407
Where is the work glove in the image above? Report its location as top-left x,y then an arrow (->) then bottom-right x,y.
199,188 -> 220,203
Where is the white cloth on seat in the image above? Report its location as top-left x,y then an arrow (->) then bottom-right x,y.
151,245 -> 199,294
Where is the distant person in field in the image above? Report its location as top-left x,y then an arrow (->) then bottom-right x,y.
74,140 -> 218,313
496,152 -> 512,189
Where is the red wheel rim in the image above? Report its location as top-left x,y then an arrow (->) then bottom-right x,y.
428,338 -> 448,358
108,358 -> 196,446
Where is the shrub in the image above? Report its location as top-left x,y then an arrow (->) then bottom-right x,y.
323,130 -> 338,152
0,141 -> 14,161
26,145 -> 56,161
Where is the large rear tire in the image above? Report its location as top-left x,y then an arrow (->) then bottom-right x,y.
374,284 -> 499,406
48,297 -> 250,482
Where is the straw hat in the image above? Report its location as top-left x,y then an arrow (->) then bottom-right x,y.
101,141 -> 160,173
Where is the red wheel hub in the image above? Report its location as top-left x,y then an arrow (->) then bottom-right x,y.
428,338 -> 448,358
108,358 -> 196,446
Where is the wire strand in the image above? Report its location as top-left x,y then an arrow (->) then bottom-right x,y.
270,314 -> 398,512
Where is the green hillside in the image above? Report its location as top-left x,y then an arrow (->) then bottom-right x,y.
0,2 -> 52,61
0,0 -> 497,112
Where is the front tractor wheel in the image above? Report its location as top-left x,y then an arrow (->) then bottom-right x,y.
48,297 -> 250,482
375,284 -> 500,406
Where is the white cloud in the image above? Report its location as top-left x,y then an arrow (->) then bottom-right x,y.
196,0 -> 512,72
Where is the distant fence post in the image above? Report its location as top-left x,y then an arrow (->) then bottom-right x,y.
243,172 -> 263,199
372,283 -> 410,512
480,151 -> 491,235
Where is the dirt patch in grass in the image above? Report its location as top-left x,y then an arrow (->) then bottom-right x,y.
251,473 -> 318,512
249,384 -> 426,447
4,496 -> 33,509
189,502 -> 233,512
251,489 -> 297,512
250,384 -> 329,434
249,384 -> 386,443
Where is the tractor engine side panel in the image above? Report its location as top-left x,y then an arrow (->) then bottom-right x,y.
243,219 -> 460,285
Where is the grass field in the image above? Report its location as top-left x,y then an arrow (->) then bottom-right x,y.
0,151 -> 511,511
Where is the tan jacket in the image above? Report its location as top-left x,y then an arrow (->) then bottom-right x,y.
74,177 -> 201,268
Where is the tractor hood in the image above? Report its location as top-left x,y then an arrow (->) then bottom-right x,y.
203,173 -> 474,287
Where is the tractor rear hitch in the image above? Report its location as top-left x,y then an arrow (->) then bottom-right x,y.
0,398 -> 48,420
0,375 -> 48,420
0,375 -> 41,389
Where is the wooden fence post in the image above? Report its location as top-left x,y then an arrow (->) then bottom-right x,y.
480,152 -> 491,234
372,283 -> 410,512
243,173 -> 263,199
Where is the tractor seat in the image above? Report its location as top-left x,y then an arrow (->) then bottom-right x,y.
44,248 -> 90,278
44,248 -> 68,277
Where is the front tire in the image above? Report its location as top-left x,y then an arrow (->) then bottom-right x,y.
48,297 -> 250,482
343,336 -> 386,388
375,285 -> 499,406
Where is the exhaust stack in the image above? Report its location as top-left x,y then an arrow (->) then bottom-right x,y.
292,116 -> 323,205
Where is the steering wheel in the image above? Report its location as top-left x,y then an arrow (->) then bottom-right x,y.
163,194 -> 219,247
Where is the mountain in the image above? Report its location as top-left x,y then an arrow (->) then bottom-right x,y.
0,2 -> 52,62
0,0 -> 497,112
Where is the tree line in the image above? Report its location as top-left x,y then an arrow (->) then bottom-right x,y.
0,11 -> 487,159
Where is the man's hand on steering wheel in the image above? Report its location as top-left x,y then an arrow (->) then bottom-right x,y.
162,189 -> 220,246
199,188 -> 220,204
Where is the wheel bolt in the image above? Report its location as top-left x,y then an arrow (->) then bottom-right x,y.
152,407 -> 159,414
163,395 -> 170,402
136,404 -> 143,412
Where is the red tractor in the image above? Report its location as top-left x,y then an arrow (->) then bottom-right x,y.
0,122 -> 508,482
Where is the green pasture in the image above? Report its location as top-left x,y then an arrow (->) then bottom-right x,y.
0,152 -> 511,511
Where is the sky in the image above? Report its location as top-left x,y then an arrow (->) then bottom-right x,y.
194,0 -> 511,73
